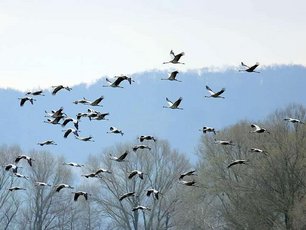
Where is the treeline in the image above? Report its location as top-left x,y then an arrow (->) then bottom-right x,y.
0,104 -> 305,230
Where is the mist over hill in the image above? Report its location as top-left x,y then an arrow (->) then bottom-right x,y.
0,65 -> 305,163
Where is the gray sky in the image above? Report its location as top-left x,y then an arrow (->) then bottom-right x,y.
1,0 -> 306,90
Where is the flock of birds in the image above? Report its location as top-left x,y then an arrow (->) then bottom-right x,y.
6,50 -> 305,213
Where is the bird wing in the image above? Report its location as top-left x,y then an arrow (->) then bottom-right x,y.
91,96 -> 103,105
214,88 -> 225,96
128,171 -> 137,179
205,85 -> 215,95
172,97 -> 182,107
63,129 -> 72,138
52,86 -> 62,95
118,151 -> 128,161
74,193 -> 80,201
20,98 -> 27,106
241,62 -> 250,68
174,52 -> 184,62
165,97 -> 173,106
84,193 -> 88,200
251,124 -> 260,130
146,190 -> 152,196
15,156 -> 22,163
113,77 -> 124,86
248,63 -> 259,71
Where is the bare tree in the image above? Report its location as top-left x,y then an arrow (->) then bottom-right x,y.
83,139 -> 191,230
17,150 -> 75,230
193,104 -> 306,229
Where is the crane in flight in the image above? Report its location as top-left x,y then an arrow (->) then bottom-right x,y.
163,50 -> 185,64
51,85 -> 72,95
161,71 -> 182,82
239,62 -> 260,73
18,97 -> 36,106
205,85 -> 225,99
163,97 -> 183,110
227,160 -> 248,168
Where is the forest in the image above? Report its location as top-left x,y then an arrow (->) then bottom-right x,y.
0,104 -> 305,230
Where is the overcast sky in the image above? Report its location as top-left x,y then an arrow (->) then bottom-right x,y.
1,0 -> 306,90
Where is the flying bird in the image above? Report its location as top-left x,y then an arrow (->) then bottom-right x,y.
73,98 -> 91,105
35,182 -> 52,187
103,75 -> 134,88
146,188 -> 160,200
54,183 -> 74,192
227,160 -> 248,168
94,168 -> 112,175
82,173 -> 97,178
178,180 -> 198,187
75,136 -> 94,142
132,145 -> 151,152
138,135 -> 157,142
161,71 -> 182,82
199,126 -> 216,135
128,170 -> 144,180
44,116 -> 64,125
250,124 -> 270,134
109,151 -> 129,162
163,50 -> 185,64
250,148 -> 267,156
179,170 -> 197,180
239,62 -> 260,73
14,172 -> 29,179
91,112 -> 110,121
37,140 -> 57,146
63,162 -> 84,167
63,128 -> 79,138
4,164 -> 19,173
8,186 -> 26,192
45,107 -> 66,118
26,90 -> 45,96
214,140 -> 234,146
284,117 -> 304,124
163,97 -> 183,110
19,97 -> 36,106
132,205 -> 151,212
119,192 -> 135,201
72,191 -> 90,201
51,85 -> 72,95
15,155 -> 33,166
107,126 -> 124,136
62,117 -> 79,130
205,85 -> 225,99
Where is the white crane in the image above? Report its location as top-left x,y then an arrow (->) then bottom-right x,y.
4,164 -> 19,173
119,192 -> 135,201
62,117 -> 79,130
146,188 -> 160,199
26,90 -> 45,96
205,85 -> 225,99
15,155 -> 33,166
94,168 -> 112,175
72,191 -> 90,201
14,172 -> 29,179
161,71 -> 182,82
63,162 -> 84,167
107,126 -> 124,136
163,50 -> 185,64
54,183 -> 74,192
91,112 -> 110,121
199,126 -> 216,135
62,128 -> 79,138
132,145 -> 151,152
284,117 -> 304,124
75,135 -> 94,142
103,75 -> 134,88
250,124 -> 270,134
51,85 -> 72,95
73,98 -> 91,105
227,160 -> 247,168
132,205 -> 151,212
214,140 -> 234,146
18,97 -> 36,106
163,97 -> 183,110
138,135 -> 157,142
250,148 -> 267,156
9,186 -> 26,192
35,182 -> 52,187
109,151 -> 129,162
179,170 -> 197,180
239,62 -> 260,73
128,170 -> 144,180
178,180 -> 198,187
37,140 -> 57,146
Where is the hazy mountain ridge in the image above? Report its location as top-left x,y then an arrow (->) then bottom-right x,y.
0,65 -> 305,162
